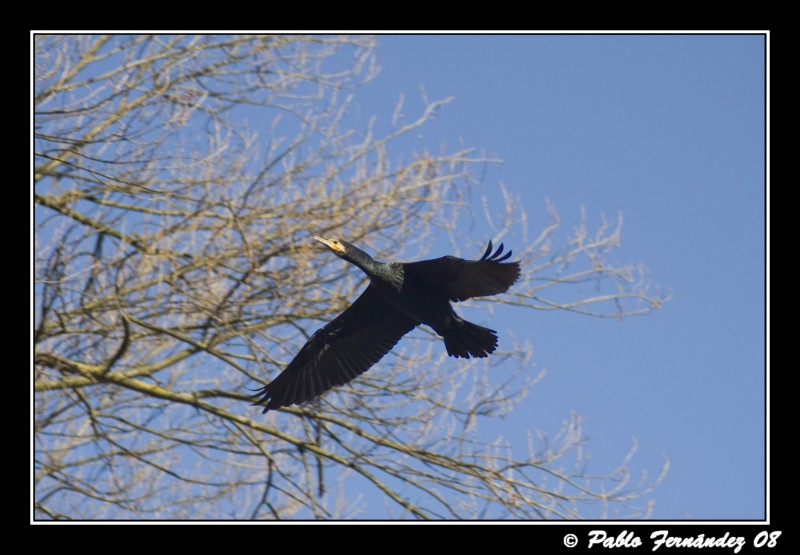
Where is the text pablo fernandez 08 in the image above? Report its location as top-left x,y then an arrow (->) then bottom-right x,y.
586,529 -> 781,552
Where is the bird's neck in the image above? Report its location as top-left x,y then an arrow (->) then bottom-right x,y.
351,255 -> 403,291
351,253 -> 383,277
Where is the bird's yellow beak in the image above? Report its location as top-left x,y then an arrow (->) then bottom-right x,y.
314,236 -> 346,255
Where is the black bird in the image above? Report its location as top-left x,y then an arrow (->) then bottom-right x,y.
253,236 -> 521,412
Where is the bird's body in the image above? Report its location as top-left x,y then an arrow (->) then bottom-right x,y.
253,236 -> 520,412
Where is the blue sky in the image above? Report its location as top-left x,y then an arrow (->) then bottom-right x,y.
351,34 -> 765,520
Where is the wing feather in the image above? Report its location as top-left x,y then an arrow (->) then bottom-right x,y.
253,284 -> 417,412
402,241 -> 521,302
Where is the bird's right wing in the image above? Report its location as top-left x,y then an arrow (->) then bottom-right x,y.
253,284 -> 418,412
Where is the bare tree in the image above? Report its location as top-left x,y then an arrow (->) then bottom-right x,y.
33,34 -> 668,520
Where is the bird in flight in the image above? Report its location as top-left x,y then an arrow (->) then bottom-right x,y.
253,236 -> 521,412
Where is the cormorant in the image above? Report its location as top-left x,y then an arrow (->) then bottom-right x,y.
253,236 -> 521,412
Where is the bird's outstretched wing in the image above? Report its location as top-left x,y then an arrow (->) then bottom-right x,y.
253,284 -> 418,412
402,241 -> 521,302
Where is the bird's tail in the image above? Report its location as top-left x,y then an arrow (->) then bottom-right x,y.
442,319 -> 499,359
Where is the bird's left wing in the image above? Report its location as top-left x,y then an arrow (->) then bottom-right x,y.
253,284 -> 418,412
402,241 -> 521,302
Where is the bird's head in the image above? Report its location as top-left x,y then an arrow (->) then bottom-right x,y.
314,236 -> 376,269
314,236 -> 351,258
